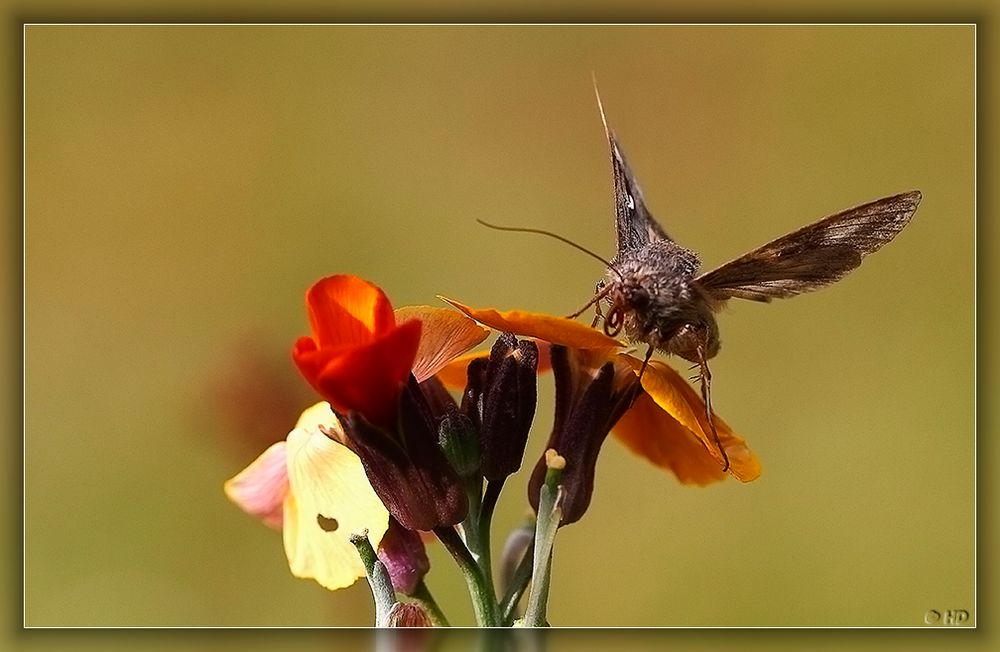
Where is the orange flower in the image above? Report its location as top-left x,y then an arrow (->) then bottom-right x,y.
227,276 -> 489,590
293,275 -> 420,428
293,276 -> 487,428
439,298 -> 760,485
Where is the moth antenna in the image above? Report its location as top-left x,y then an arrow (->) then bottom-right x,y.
566,283 -> 613,321
476,220 -> 625,282
591,72 -> 612,141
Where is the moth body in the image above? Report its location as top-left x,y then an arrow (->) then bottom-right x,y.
583,83 -> 918,472
603,239 -> 721,363
595,106 -> 918,368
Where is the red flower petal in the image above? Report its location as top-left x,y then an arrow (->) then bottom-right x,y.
294,320 -> 422,427
306,276 -> 397,348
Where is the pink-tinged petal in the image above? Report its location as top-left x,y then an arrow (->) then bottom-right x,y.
283,426 -> 390,591
376,517 -> 430,596
224,442 -> 289,529
438,297 -> 625,349
623,357 -> 761,482
394,306 -> 490,382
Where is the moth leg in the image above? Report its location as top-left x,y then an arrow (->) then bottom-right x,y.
611,342 -> 652,416
637,342 -> 655,382
591,282 -> 607,327
591,301 -> 605,328
696,341 -> 730,473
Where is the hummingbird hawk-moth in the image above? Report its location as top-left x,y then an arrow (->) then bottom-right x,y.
579,89 -> 921,469
482,87 -> 921,471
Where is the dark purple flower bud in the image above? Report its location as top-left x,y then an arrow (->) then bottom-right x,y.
464,333 -> 538,483
377,517 -> 430,595
528,345 -> 639,526
343,375 -> 468,531
438,410 -> 480,479
419,375 -> 458,422
460,356 -> 488,431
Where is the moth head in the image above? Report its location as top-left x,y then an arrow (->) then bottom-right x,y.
603,273 -> 654,338
621,282 -> 650,311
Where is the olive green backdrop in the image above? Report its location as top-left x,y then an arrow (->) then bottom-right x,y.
25,25 -> 974,627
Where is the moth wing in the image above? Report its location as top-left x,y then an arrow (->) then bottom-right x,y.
695,191 -> 921,302
592,84 -> 673,253
607,132 -> 673,252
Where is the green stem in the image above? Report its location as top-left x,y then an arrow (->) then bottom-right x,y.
476,479 -> 503,602
521,452 -> 565,627
350,531 -> 396,627
435,526 -> 500,626
409,580 -> 450,627
500,540 -> 535,625
463,478 -> 483,551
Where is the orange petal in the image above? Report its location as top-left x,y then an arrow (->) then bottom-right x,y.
394,306 -> 490,383
435,350 -> 486,389
306,276 -> 396,348
623,357 -> 761,482
438,297 -> 624,350
613,393 -> 727,485
435,342 -> 554,389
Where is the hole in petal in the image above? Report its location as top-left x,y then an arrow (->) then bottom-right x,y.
316,514 -> 339,532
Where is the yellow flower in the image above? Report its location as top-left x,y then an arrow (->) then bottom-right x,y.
225,402 -> 386,590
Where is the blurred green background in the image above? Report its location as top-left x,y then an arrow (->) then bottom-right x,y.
25,25 -> 973,627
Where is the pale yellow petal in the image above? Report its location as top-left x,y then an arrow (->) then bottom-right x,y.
394,306 -> 490,382
294,401 -> 336,430
283,426 -> 390,590
293,401 -> 349,445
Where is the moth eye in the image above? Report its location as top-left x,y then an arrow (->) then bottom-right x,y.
629,287 -> 650,308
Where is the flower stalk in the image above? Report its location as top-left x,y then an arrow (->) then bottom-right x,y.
350,531 -> 397,627
500,538 -> 535,625
408,580 -> 450,627
474,479 -> 504,602
434,526 -> 501,627
520,450 -> 565,627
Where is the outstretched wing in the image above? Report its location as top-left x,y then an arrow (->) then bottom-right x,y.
594,84 -> 672,253
696,191 -> 921,302
607,132 -> 672,252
